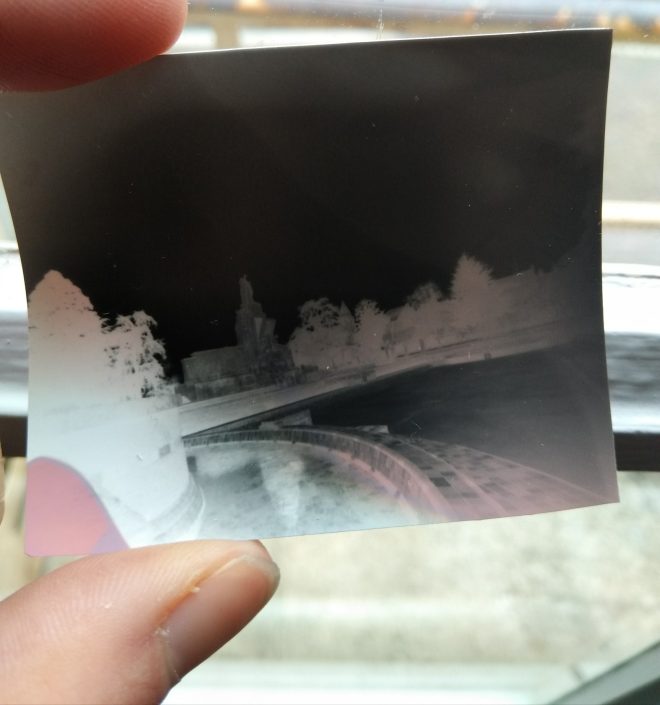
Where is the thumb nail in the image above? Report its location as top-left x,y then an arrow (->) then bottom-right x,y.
161,553 -> 280,680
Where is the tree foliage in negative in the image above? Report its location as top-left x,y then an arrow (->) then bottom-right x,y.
354,299 -> 389,363
105,311 -> 167,399
290,297 -> 357,369
298,298 -> 341,332
406,281 -> 443,310
29,270 -> 168,409
451,254 -> 493,301
448,254 -> 497,338
29,270 -> 110,408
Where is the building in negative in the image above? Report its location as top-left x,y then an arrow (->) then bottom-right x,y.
181,276 -> 298,400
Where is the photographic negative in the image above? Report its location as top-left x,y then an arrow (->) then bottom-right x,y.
0,30 -> 618,553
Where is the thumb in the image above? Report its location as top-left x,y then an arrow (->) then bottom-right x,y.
0,540 -> 279,705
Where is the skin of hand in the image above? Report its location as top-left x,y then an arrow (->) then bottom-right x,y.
0,2 -> 281,704
0,0 -> 188,91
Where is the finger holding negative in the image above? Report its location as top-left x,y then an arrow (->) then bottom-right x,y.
0,540 -> 280,705
0,0 -> 188,91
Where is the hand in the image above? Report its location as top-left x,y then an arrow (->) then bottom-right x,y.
0,0 -> 188,91
0,3 -> 281,704
0,540 -> 279,704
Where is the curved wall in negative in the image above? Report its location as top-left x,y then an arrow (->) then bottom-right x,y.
186,426 -> 454,521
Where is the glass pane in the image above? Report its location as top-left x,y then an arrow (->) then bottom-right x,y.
2,6 -> 659,703
166,5 -> 660,704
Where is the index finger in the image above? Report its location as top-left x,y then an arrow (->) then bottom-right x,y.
0,0 -> 188,91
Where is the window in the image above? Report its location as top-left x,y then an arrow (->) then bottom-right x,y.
2,4 -> 659,703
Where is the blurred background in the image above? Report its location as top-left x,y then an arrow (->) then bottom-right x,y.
2,1 -> 660,702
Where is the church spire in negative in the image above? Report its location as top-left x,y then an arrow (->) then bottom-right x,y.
239,274 -> 255,308
182,276 -> 298,399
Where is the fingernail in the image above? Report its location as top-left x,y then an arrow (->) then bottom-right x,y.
161,553 -> 280,680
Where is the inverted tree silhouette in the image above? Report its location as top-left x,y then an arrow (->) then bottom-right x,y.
29,270 -> 168,410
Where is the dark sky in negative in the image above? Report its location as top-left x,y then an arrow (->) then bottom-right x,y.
0,30 -> 610,372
